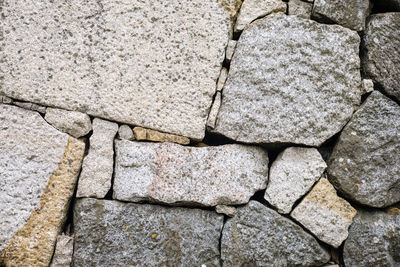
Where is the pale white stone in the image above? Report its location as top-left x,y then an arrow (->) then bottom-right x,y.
118,124 -> 134,141
225,40 -> 237,62
14,101 -> 46,114
207,92 -> 222,129
45,108 -> 92,138
217,68 -> 229,92
50,235 -> 73,267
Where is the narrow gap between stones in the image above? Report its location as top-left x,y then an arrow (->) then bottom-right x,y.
104,136 -> 117,200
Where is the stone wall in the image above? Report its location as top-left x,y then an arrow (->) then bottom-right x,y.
1,0 -> 399,266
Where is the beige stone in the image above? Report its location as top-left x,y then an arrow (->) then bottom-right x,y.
50,235 -> 73,267
219,0 -> 243,18
207,92 -> 222,129
217,68 -> 229,92
1,137 -> 85,266
216,205 -> 237,217
133,127 -> 190,145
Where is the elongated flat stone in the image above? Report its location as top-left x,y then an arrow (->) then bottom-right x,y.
113,140 -> 269,206
214,15 -> 361,146
1,0 -> 233,140
73,198 -> 223,266
45,108 -> 92,138
221,201 -> 330,266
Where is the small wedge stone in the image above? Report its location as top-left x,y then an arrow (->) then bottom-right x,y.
45,108 -> 92,138
118,124 -> 134,141
133,127 -> 190,145
216,205 -> 237,217
207,92 -> 222,129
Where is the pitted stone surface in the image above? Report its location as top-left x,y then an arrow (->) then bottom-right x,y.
113,140 -> 269,206
328,91 -> 400,208
1,0 -> 233,140
291,178 -> 357,248
45,108 -> 92,138
312,0 -> 371,31
214,15 -> 361,146
343,210 -> 400,267
73,198 -> 223,266
362,13 -> 400,101
50,235 -> 74,267
221,201 -> 330,266
77,118 -> 118,198
117,125 -> 134,141
264,147 -> 327,214
288,0 -> 312,19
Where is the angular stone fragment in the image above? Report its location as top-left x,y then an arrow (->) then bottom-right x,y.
343,210 -> 400,267
118,124 -> 134,141
76,118 -> 118,198
0,95 -> 12,104
225,40 -> 237,62
216,67 -> 229,92
0,104 -> 85,266
291,178 -> 357,248
133,127 -> 190,145
234,0 -> 286,31
50,235 -> 73,267
362,79 -> 374,94
45,108 -> 92,138
312,0 -> 371,31
114,140 -> 268,206
216,205 -> 237,217
1,0 -> 233,140
14,101 -> 47,114
362,13 -> 400,101
289,0 -> 312,19
207,92 -> 222,129
73,198 -> 223,266
328,91 -> 400,207
215,15 -> 361,146
221,201 -> 330,266
264,147 -> 327,214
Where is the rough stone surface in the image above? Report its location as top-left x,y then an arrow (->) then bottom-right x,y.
14,101 -> 47,114
45,108 -> 92,138
328,91 -> 400,208
221,201 -> 330,266
76,118 -> 118,198
133,127 -> 190,145
1,0 -> 233,140
225,40 -> 237,62
207,92 -> 222,129
0,104 -> 85,266
50,235 -> 74,267
0,96 -> 12,104
343,209 -> 400,267
288,0 -> 312,19
362,79 -> 374,94
362,13 -> 400,101
291,178 -> 357,248
216,205 -> 237,217
118,124 -> 134,141
312,0 -> 371,31
219,0 -> 243,18
264,147 -> 327,214
234,0 -> 286,31
216,67 -> 229,92
73,198 -> 223,266
114,140 -> 269,206
214,15 -> 361,146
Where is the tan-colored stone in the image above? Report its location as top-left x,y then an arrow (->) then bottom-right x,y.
219,0 -> 243,18
133,127 -> 190,145
0,137 -> 85,267
216,205 -> 237,217
385,207 -> 400,215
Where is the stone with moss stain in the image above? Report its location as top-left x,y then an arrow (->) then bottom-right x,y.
343,209 -> 400,267
214,15 -> 361,146
113,140 -> 268,206
133,127 -> 190,145
45,108 -> 92,138
50,235 -> 74,267
221,201 -> 330,266
328,91 -> 400,208
291,178 -> 357,248
73,198 -> 223,266
0,104 -> 85,266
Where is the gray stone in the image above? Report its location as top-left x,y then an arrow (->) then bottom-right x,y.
264,147 -> 327,214
1,0 -> 233,140
328,91 -> 400,208
288,0 -> 312,19
14,101 -> 47,114
221,201 -> 330,266
117,124 -> 134,141
207,92 -> 222,129
225,40 -> 237,62
362,13 -> 400,101
234,0 -> 286,31
0,96 -> 12,104
113,140 -> 269,206
73,198 -> 223,266
50,235 -> 73,267
312,0 -> 371,31
291,178 -> 357,248
343,209 -> 400,267
45,108 -> 92,138
215,205 -> 237,217
214,15 -> 362,146
76,118 -> 118,198
362,79 -> 374,94
0,104 -> 85,266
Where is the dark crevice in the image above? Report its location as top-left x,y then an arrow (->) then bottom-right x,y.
232,30 -> 241,40
373,82 -> 400,105
104,137 -> 117,200
370,1 -> 400,14
318,131 -> 341,162
202,131 -> 236,146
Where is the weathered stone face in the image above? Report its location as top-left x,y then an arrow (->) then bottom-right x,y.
343,210 -> 400,267
221,201 -> 330,266
214,15 -> 362,146
328,91 -> 400,208
362,13 -> 400,101
50,235 -> 74,267
113,140 -> 269,206
288,0 -> 313,19
45,108 -> 92,138
0,104 -> 85,266
1,0 -> 233,140
73,198 -> 223,266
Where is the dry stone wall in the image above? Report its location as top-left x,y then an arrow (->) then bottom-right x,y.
0,0 -> 399,266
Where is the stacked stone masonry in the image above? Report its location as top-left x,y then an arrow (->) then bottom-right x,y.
0,0 -> 399,266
